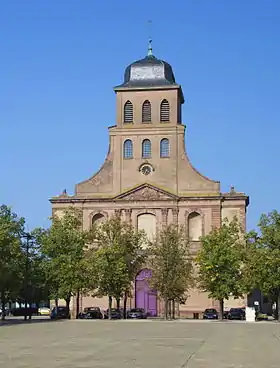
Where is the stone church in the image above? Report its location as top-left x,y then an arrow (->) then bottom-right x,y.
51,43 -> 249,317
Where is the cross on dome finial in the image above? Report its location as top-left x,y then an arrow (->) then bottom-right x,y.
148,38 -> 153,56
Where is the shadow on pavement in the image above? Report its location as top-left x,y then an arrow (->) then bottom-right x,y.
0,318 -> 66,327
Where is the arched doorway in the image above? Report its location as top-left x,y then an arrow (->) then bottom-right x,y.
135,269 -> 157,317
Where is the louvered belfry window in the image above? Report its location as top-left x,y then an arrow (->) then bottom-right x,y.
160,99 -> 170,122
124,101 -> 133,123
142,100 -> 151,123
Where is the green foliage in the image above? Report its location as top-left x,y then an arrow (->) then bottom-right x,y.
249,210 -> 280,320
0,205 -> 24,319
17,231 -> 47,306
259,210 -> 280,250
241,231 -> 263,294
38,207 -> 90,304
89,215 -> 147,315
149,224 -> 192,308
0,205 -> 25,318
196,217 -> 245,304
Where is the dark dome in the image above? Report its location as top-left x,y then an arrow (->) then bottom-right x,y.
117,54 -> 177,88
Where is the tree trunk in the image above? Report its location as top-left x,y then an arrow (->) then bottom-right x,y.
219,299 -> 224,321
1,291 -> 6,321
123,292 -> 128,319
76,290 -> 80,319
277,290 -> 280,322
55,298 -> 58,309
24,298 -> 28,321
65,296 -> 71,319
28,299 -> 32,320
172,299 -> 175,320
168,300 -> 172,319
108,295 -> 112,320
116,297 -> 120,310
164,298 -> 168,320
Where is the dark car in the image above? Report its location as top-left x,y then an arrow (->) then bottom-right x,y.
127,308 -> 147,319
78,307 -> 103,320
203,308 -> 218,320
228,308 -> 245,320
104,308 -> 122,320
10,307 -> 38,317
50,306 -> 70,320
223,311 -> 229,319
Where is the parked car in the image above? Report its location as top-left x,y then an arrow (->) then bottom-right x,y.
223,311 -> 229,319
228,308 -> 245,320
104,308 -> 122,319
10,307 -> 38,317
50,306 -> 70,320
127,308 -> 147,319
38,307 -> 50,316
78,307 -> 103,320
203,308 -> 218,320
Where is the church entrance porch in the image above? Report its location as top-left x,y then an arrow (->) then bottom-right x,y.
135,269 -> 157,317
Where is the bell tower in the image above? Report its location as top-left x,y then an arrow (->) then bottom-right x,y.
108,41 -> 189,194
114,40 -> 184,128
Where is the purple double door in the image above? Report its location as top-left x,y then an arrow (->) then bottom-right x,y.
135,269 -> 157,317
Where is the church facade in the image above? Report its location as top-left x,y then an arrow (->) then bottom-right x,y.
50,45 -> 249,317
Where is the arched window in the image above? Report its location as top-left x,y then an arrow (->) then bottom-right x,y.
142,100 -> 151,123
137,213 -> 156,247
188,212 -> 202,241
123,139 -> 133,159
142,139 -> 151,158
160,138 -> 170,158
160,99 -> 170,122
124,101 -> 133,123
92,213 -> 105,227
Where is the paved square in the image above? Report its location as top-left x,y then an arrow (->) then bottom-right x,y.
0,320 -> 280,367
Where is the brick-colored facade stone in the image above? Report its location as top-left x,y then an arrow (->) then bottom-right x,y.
50,50 -> 249,318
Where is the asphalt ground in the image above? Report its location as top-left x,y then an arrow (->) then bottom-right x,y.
0,318 -> 279,368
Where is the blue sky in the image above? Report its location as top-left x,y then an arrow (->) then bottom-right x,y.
1,0 -> 279,231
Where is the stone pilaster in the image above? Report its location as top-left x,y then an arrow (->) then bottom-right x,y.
161,208 -> 169,227
114,209 -> 122,218
239,207 -> 246,231
211,206 -> 221,229
172,208 -> 179,225
125,208 -> 132,224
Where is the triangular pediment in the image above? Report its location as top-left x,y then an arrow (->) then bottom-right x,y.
115,184 -> 178,201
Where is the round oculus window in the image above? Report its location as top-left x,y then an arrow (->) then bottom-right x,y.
141,165 -> 152,176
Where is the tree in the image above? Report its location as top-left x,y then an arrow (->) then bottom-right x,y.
118,220 -> 147,318
18,231 -> 49,320
196,217 -> 245,320
38,207 -> 90,316
89,215 -> 146,319
254,210 -> 280,321
149,224 -> 192,320
0,205 -> 25,320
